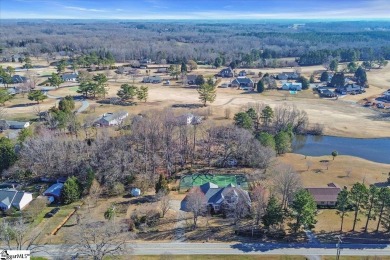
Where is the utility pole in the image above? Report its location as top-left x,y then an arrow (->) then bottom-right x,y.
336,235 -> 342,260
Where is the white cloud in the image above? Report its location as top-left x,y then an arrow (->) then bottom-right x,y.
64,6 -> 108,12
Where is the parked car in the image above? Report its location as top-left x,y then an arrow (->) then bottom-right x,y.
45,207 -> 60,218
363,102 -> 372,107
377,103 -> 385,109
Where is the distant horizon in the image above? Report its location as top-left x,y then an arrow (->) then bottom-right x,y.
1,0 -> 390,20
2,18 -> 390,22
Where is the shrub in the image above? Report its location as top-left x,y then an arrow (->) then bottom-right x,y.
108,182 -> 125,196
62,176 -> 81,204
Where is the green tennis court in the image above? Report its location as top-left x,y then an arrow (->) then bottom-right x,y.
179,173 -> 249,192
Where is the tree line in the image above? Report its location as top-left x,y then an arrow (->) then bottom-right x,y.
1,21 -> 390,68
2,109 -> 275,192
336,182 -> 390,233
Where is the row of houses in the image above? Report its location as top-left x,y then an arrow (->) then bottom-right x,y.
0,181 -> 66,211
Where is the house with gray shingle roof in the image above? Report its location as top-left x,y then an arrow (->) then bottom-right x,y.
231,77 -> 254,90
95,111 -> 129,126
282,82 -> 302,91
0,120 -> 30,130
219,67 -> 234,78
336,83 -> 363,95
277,72 -> 300,80
142,76 -> 161,83
61,73 -> 78,82
185,182 -> 250,212
0,189 -> 33,211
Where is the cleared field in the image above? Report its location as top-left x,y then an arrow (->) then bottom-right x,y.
279,153 -> 390,188
179,173 -> 249,191
2,63 -> 389,138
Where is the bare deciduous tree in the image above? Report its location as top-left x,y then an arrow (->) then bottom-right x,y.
250,184 -> 269,226
68,220 -> 134,260
272,164 -> 302,210
185,187 -> 207,228
157,191 -> 171,218
0,218 -> 42,252
273,104 -> 309,134
222,187 -> 251,225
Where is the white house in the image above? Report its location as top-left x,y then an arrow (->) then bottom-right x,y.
176,113 -> 203,125
96,111 -> 129,126
0,189 -> 33,211
282,82 -> 302,91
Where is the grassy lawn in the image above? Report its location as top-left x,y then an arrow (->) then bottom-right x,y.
33,201 -> 83,244
179,173 -> 249,191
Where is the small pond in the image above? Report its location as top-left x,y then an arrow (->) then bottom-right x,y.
292,135 -> 390,164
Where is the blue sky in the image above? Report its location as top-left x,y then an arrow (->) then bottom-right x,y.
1,0 -> 390,19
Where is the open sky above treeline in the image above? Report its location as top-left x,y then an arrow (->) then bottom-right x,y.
1,0 -> 390,20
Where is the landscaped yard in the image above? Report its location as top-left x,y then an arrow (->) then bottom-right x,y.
179,173 -> 249,192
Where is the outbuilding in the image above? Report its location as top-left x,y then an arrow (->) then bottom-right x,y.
130,188 -> 141,197
43,183 -> 64,201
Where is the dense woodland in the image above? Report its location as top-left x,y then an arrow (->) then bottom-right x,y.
1,20 -> 390,67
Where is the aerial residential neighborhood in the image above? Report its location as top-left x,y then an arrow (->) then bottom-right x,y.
0,1 -> 390,260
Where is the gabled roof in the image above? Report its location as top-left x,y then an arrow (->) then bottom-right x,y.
199,182 -> 250,205
187,75 -> 197,82
283,82 -> 302,88
143,75 -> 161,81
99,111 -> 128,123
220,67 -> 233,74
0,189 -> 32,209
5,121 -> 29,128
61,73 -> 78,80
306,184 -> 341,203
43,183 -> 64,198
12,75 -> 27,83
232,77 -> 253,84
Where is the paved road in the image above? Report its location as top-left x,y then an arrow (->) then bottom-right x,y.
40,86 -> 90,114
32,242 -> 390,258
76,100 -> 89,113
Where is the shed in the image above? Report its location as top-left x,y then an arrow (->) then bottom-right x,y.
131,188 -> 141,197
43,183 -> 64,200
